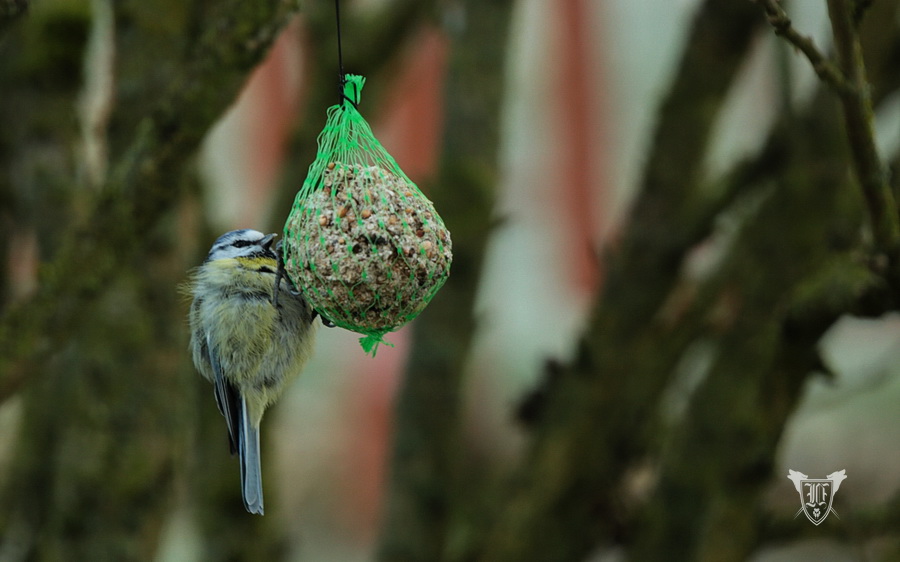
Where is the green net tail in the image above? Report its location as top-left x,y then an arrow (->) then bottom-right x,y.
358,331 -> 395,357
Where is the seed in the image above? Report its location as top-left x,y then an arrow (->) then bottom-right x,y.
284,161 -> 453,333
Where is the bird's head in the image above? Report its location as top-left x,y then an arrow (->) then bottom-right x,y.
205,229 -> 278,262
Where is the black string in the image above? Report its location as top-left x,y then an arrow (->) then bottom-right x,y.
335,0 -> 346,105
334,0 -> 359,109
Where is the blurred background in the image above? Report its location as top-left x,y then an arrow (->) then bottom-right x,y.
2,0 -> 900,560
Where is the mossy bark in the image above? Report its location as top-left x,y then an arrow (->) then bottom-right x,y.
479,2 -> 762,559
632,95 -> 862,560
0,1 -> 299,559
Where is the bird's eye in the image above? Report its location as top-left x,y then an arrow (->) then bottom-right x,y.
232,239 -> 253,248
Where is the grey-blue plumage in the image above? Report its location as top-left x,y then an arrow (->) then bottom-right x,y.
187,230 -> 317,515
239,400 -> 263,514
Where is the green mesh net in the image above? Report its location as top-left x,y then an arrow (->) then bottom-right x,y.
283,75 -> 452,354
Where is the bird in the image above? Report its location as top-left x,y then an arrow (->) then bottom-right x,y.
186,229 -> 318,514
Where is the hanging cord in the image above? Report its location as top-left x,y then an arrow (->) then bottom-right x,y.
334,0 -> 358,107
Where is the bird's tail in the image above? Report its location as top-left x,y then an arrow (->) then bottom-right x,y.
239,398 -> 264,515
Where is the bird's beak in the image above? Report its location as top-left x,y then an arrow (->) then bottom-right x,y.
260,233 -> 277,249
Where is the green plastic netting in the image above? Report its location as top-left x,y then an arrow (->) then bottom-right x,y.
283,75 -> 452,354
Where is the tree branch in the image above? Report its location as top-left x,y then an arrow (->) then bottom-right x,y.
478,2 -> 763,559
0,0 -> 300,401
753,0 -> 851,93
631,98 -> 861,558
825,0 -> 900,256
756,0 -> 900,257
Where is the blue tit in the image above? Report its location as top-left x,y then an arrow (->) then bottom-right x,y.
187,229 -> 317,515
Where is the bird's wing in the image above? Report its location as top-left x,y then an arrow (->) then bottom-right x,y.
787,470 -> 808,493
208,334 -> 241,456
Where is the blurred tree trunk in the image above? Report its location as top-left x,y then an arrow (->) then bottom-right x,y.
379,0 -> 900,561
478,1 -> 900,561
630,91 -> 861,560
0,0 -> 299,559
479,2 -> 765,559
375,1 -> 513,561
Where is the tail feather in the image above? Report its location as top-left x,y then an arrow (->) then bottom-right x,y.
238,398 -> 264,515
